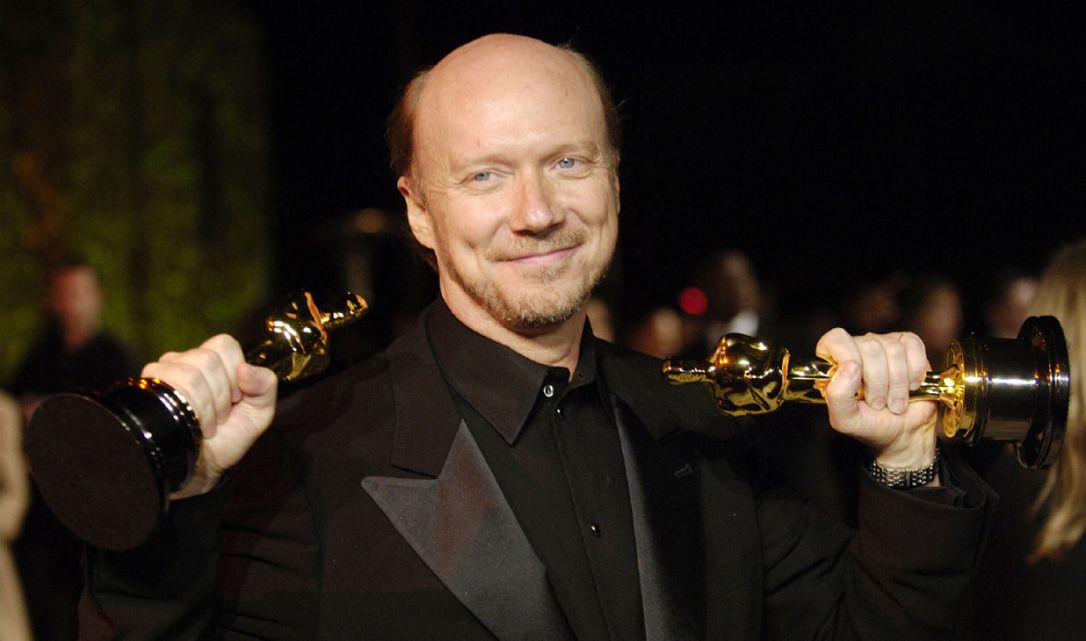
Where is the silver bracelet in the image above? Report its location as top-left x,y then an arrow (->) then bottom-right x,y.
867,445 -> 941,489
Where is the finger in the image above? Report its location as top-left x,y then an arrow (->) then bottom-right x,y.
857,335 -> 889,411
228,363 -> 278,444
824,359 -> 863,435
161,346 -> 234,426
815,327 -> 861,364
142,351 -> 179,378
237,363 -> 278,406
142,359 -> 217,436
898,331 -> 930,389
880,335 -> 910,414
202,334 -> 246,404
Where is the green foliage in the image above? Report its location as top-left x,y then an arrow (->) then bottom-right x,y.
0,75 -> 43,379
1,0 -> 269,379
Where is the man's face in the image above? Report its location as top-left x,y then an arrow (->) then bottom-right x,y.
401,37 -> 620,334
50,266 -> 102,333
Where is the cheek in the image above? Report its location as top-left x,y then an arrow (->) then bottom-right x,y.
560,180 -> 617,223
433,203 -> 502,255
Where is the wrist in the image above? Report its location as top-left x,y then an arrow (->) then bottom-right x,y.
868,444 -> 941,489
871,432 -> 937,469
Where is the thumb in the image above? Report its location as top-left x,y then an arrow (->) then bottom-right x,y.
237,363 -> 278,410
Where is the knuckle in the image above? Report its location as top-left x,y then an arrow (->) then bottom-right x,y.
204,333 -> 241,353
189,347 -> 221,370
179,364 -> 210,393
884,339 -> 905,356
899,331 -> 921,344
859,339 -> 883,360
821,327 -> 850,344
903,333 -> 926,351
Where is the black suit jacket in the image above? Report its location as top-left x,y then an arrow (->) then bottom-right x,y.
87,305 -> 995,640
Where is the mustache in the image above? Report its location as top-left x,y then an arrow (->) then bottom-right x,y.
485,228 -> 587,261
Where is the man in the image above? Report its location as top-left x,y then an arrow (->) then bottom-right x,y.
85,34 -> 992,640
11,260 -> 134,641
12,260 -> 134,423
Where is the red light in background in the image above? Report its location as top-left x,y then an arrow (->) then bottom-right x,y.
678,286 -> 708,316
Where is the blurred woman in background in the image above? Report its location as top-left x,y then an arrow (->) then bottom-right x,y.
1030,240 -> 1086,563
0,389 -> 31,641
962,239 -> 1086,641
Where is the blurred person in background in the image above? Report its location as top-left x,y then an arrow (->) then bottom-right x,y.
583,295 -> 615,343
10,259 -> 134,421
0,389 -> 31,641
684,250 -> 761,357
624,306 -> 684,359
959,239 -> 1086,641
984,270 -> 1038,339
9,258 -> 135,641
681,249 -> 813,358
900,275 -> 964,369
836,272 -> 907,337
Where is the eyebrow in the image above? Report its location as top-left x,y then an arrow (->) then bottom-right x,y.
449,140 -> 604,172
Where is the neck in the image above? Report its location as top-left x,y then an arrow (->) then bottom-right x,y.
443,294 -> 586,375
59,320 -> 98,353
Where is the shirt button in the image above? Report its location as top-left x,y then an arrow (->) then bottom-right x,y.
542,384 -> 555,398
589,523 -> 601,537
555,406 -> 564,418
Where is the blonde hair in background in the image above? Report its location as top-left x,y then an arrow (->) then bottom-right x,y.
1030,239 -> 1086,561
0,390 -> 31,641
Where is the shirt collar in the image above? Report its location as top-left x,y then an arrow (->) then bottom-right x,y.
426,300 -> 602,445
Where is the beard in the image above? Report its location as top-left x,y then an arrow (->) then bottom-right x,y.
438,227 -> 612,331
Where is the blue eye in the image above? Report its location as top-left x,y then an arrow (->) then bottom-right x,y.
557,157 -> 577,169
473,171 -> 494,182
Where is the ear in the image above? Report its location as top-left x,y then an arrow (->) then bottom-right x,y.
398,176 -> 436,250
610,171 -> 621,215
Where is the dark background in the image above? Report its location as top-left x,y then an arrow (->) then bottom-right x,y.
252,1 -> 1085,331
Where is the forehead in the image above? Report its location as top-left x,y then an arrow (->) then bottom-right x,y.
54,267 -> 97,288
414,41 -> 607,162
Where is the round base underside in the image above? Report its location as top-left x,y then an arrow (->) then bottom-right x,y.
25,394 -> 164,550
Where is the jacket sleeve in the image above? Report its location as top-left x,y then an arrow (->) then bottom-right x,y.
83,482 -> 228,640
757,458 -> 997,641
83,425 -> 323,640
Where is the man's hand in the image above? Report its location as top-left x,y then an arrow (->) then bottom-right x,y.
816,329 -> 938,472
141,334 -> 278,499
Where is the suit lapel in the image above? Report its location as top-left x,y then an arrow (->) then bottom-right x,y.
362,422 -> 571,641
362,313 -> 571,641
614,397 -> 705,641
598,344 -> 748,641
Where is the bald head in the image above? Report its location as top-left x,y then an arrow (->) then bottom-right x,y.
387,34 -> 620,182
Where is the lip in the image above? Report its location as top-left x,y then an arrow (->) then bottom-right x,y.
504,245 -> 577,267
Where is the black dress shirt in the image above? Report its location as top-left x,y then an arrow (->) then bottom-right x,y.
427,302 -> 644,641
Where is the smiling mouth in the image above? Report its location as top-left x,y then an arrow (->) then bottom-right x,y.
503,245 -> 577,266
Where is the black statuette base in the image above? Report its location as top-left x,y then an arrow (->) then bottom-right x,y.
25,379 -> 201,551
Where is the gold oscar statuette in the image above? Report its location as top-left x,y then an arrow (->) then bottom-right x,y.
663,316 -> 1070,469
25,291 -> 368,551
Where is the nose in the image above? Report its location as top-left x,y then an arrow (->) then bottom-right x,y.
510,169 -> 563,233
